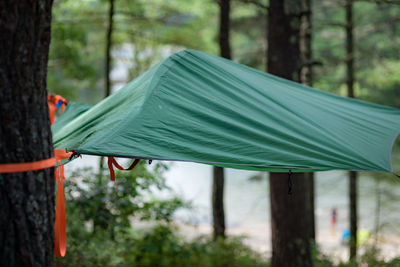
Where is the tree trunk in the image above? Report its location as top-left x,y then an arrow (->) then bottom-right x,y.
213,166 -> 225,239
267,0 -> 313,266
373,178 -> 381,247
345,0 -> 358,260
105,0 -> 114,97
349,171 -> 357,259
0,1 -> 54,266
218,0 -> 232,59
299,0 -> 316,242
100,0 -> 115,173
213,0 -> 231,240
269,173 -> 312,267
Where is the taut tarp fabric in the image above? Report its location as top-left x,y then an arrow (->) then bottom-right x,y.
52,50 -> 400,173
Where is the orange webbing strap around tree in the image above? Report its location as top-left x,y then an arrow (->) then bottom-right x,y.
54,149 -> 73,257
107,157 -> 140,181
0,149 -> 72,257
0,158 -> 56,173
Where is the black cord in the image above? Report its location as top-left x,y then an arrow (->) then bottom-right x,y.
288,169 -> 293,195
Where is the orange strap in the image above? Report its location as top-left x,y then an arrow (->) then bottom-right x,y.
0,158 -> 56,173
54,150 -> 72,257
48,102 -> 57,125
47,94 -> 68,125
54,165 -> 66,257
107,157 -> 140,181
1,93 -> 70,257
0,149 -> 72,257
48,95 -> 69,256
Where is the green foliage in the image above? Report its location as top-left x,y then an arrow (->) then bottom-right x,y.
49,0 -> 106,104
358,60 -> 400,108
48,0 -> 218,104
313,0 -> 400,107
311,246 -> 400,267
55,223 -> 269,267
56,162 -> 268,267
231,1 -> 266,69
123,225 -> 268,267
49,1 -> 400,265
64,161 -> 186,237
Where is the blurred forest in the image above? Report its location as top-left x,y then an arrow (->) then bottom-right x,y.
47,0 -> 400,266
48,0 -> 400,108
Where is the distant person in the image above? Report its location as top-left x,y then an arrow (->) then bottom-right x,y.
331,207 -> 337,234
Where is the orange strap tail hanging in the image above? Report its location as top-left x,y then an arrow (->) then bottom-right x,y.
54,149 -> 73,257
107,157 -> 140,181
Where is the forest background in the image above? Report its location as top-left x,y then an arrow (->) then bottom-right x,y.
47,0 -> 400,266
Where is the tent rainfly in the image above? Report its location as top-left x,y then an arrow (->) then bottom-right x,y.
53,49 -> 400,174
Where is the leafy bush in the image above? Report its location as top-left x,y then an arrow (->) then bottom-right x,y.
55,223 -> 269,267
64,162 -> 186,238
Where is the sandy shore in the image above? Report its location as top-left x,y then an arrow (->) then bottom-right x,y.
176,221 -> 400,262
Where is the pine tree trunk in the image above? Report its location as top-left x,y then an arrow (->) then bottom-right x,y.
213,0 -> 231,240
212,166 -> 225,239
349,171 -> 357,259
99,0 -> 115,174
105,0 -> 114,97
267,0 -> 313,266
299,0 -> 316,242
218,0 -> 232,59
0,1 -> 54,266
345,0 -> 358,260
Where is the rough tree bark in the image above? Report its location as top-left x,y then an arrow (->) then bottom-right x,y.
0,1 -> 54,266
213,0 -> 231,240
299,0 -> 316,242
345,0 -> 358,260
267,0 -> 313,266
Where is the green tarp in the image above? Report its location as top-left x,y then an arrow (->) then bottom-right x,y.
52,49 -> 400,173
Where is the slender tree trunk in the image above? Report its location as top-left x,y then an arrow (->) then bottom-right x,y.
267,0 -> 313,266
373,178 -> 381,247
0,1 -> 54,266
306,174 -> 315,240
213,166 -> 225,239
345,0 -> 358,260
213,0 -> 231,240
100,0 -> 115,173
105,0 -> 114,97
300,0 -> 316,242
349,171 -> 357,258
218,0 -> 232,59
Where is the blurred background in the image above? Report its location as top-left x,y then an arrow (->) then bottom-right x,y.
49,0 -> 400,266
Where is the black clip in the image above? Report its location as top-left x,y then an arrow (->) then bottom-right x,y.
69,151 -> 81,161
148,159 -> 152,165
